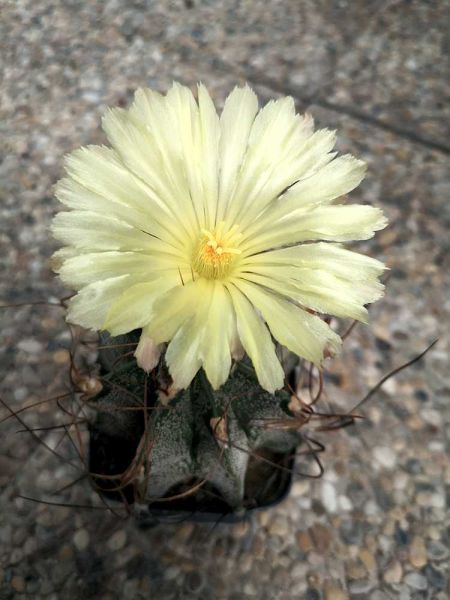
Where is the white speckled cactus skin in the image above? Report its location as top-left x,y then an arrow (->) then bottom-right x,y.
90,331 -> 301,510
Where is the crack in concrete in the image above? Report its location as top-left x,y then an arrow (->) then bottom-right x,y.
214,58 -> 450,155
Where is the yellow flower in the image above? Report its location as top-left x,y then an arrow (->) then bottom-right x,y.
52,83 -> 387,392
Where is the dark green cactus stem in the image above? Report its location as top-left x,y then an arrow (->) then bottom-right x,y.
89,332 -> 301,511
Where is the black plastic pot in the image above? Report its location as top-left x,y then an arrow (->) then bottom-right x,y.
89,423 -> 296,525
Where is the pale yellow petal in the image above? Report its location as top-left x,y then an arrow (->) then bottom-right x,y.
145,280 -> 209,344
164,83 -> 204,227
58,251 -> 185,288
197,83 -> 220,227
129,87 -> 166,124
55,176 -> 187,249
66,275 -> 132,330
51,210 -> 179,255
102,105 -> 199,234
243,242 -> 385,280
217,85 -> 259,221
103,276 -> 178,335
200,282 -> 234,389
129,87 -> 199,230
164,280 -> 215,388
233,279 -> 341,365
50,246 -> 78,272
284,154 -> 367,208
225,95 -> 336,227
225,283 -> 284,393
165,317 -> 204,389
240,242 -> 386,320
135,329 -> 163,373
236,128 -> 337,229
224,98 -> 308,221
238,269 -> 383,322
241,205 -> 387,254
243,154 -> 367,236
64,145 -> 172,221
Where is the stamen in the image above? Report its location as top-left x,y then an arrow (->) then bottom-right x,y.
192,224 -> 242,279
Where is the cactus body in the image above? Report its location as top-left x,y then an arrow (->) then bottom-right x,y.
89,332 -> 301,513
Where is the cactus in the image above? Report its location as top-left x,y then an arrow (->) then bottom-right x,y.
88,331 -> 301,514
50,83 -> 388,516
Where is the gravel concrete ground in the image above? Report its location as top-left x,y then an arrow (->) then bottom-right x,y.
1,1 -> 449,598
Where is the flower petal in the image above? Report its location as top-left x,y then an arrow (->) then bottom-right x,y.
55,176 -> 187,249
165,317 -> 204,389
217,85 -> 259,221
233,279 -> 341,365
226,283 -> 284,393
244,242 -> 385,279
164,280 -> 215,388
103,276 -> 178,335
58,251 -> 186,288
64,145 -> 170,219
145,280 -> 208,344
164,83 -> 205,227
135,329 -> 163,373
200,283 -> 235,389
238,269 -> 383,322
225,94 -> 336,227
129,87 -> 200,227
66,275 -> 132,330
197,83 -> 220,227
50,246 -> 78,271
243,154 -> 367,237
283,154 -> 367,208
241,205 -> 387,254
236,128 -> 337,229
239,242 -> 386,320
102,104 -> 199,234
51,210 -> 179,254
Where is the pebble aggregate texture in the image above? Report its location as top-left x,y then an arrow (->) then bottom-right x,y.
1,1 -> 449,598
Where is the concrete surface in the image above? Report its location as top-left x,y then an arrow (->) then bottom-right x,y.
1,1 -> 449,598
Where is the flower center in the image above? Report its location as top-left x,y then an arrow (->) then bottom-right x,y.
192,222 -> 242,280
